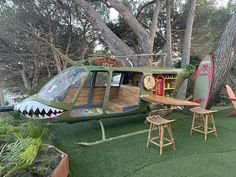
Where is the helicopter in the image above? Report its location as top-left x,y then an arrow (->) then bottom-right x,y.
1,57 -> 202,145
13,63 -> 184,123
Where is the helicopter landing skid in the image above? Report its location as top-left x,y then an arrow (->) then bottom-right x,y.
78,119 -> 149,146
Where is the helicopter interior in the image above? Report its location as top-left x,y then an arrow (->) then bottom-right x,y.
67,71 -> 143,117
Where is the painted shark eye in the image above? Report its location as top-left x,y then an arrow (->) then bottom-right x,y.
15,101 -> 66,119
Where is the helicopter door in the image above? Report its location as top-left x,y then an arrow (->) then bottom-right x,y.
71,71 -> 108,117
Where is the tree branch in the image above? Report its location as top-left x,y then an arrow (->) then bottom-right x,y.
136,0 -> 155,18
73,0 -> 136,65
149,0 -> 161,48
107,0 -> 149,41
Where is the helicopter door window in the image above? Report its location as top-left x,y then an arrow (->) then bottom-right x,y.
95,72 -> 109,87
73,72 -> 93,107
111,73 -> 122,87
71,71 -> 108,118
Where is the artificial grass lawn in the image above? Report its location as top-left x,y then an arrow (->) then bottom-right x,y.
49,106 -> 236,177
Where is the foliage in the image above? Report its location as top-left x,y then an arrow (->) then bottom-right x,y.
0,0 -> 101,93
173,64 -> 196,97
27,121 -> 50,140
0,137 -> 41,177
0,114 -> 60,177
192,4 -> 234,56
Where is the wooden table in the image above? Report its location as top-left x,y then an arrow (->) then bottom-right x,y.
141,95 -> 200,106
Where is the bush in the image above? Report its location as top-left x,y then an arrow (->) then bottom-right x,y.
0,114 -> 56,177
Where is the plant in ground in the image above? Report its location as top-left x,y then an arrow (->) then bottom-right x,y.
0,114 -> 63,177
0,137 -> 41,177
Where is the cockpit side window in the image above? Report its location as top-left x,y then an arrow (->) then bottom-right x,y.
38,67 -> 86,103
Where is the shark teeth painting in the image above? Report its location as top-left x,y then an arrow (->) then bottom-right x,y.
14,100 -> 66,119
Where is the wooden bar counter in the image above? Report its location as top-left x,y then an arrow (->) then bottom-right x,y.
141,95 -> 200,107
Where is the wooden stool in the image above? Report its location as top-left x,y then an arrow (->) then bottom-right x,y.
146,115 -> 175,155
190,107 -> 218,141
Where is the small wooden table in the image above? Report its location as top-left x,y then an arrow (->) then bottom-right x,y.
141,95 -> 200,106
190,107 -> 218,141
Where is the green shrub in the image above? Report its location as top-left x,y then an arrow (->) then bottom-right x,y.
1,137 -> 41,177
0,111 -> 55,177
27,121 -> 50,139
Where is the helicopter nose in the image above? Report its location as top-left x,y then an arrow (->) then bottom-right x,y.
15,100 -> 66,119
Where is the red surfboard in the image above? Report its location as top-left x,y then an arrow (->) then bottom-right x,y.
193,55 -> 214,108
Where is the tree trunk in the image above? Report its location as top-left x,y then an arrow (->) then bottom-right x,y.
149,0 -> 161,49
177,0 -> 196,99
107,0 -> 152,61
207,12 -> 236,108
181,0 -> 197,68
21,62 -> 32,91
21,71 -> 31,90
32,62 -> 44,90
52,50 -> 63,73
165,0 -> 173,67
73,0 -> 162,67
176,79 -> 188,99
73,0 -> 137,66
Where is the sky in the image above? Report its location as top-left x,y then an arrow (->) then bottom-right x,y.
215,0 -> 230,7
110,8 -> 119,21
109,0 -> 231,20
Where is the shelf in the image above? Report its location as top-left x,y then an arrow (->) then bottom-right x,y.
153,74 -> 177,96
164,78 -> 176,80
164,88 -> 175,90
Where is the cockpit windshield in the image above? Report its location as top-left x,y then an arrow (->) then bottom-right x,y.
38,67 -> 86,102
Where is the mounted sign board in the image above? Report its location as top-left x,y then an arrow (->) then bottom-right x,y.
89,58 -> 123,67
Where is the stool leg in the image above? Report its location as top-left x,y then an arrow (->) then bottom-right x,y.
199,114 -> 204,129
210,113 -> 217,137
204,114 -> 208,141
147,123 -> 153,148
190,113 -> 196,135
159,125 -> 164,155
167,123 -> 176,151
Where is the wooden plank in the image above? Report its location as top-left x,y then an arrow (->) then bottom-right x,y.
107,85 -> 140,112
76,88 -> 88,105
119,85 -> 140,104
92,88 -> 106,104
141,95 -> 200,106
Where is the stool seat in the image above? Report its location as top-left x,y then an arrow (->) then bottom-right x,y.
146,115 -> 175,155
190,107 -> 218,114
190,107 -> 217,141
147,116 -> 175,126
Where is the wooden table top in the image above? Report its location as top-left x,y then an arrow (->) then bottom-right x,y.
141,95 -> 200,106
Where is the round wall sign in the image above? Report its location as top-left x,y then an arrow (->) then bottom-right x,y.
143,75 -> 155,90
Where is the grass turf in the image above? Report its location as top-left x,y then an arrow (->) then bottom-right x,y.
49,106 -> 236,177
